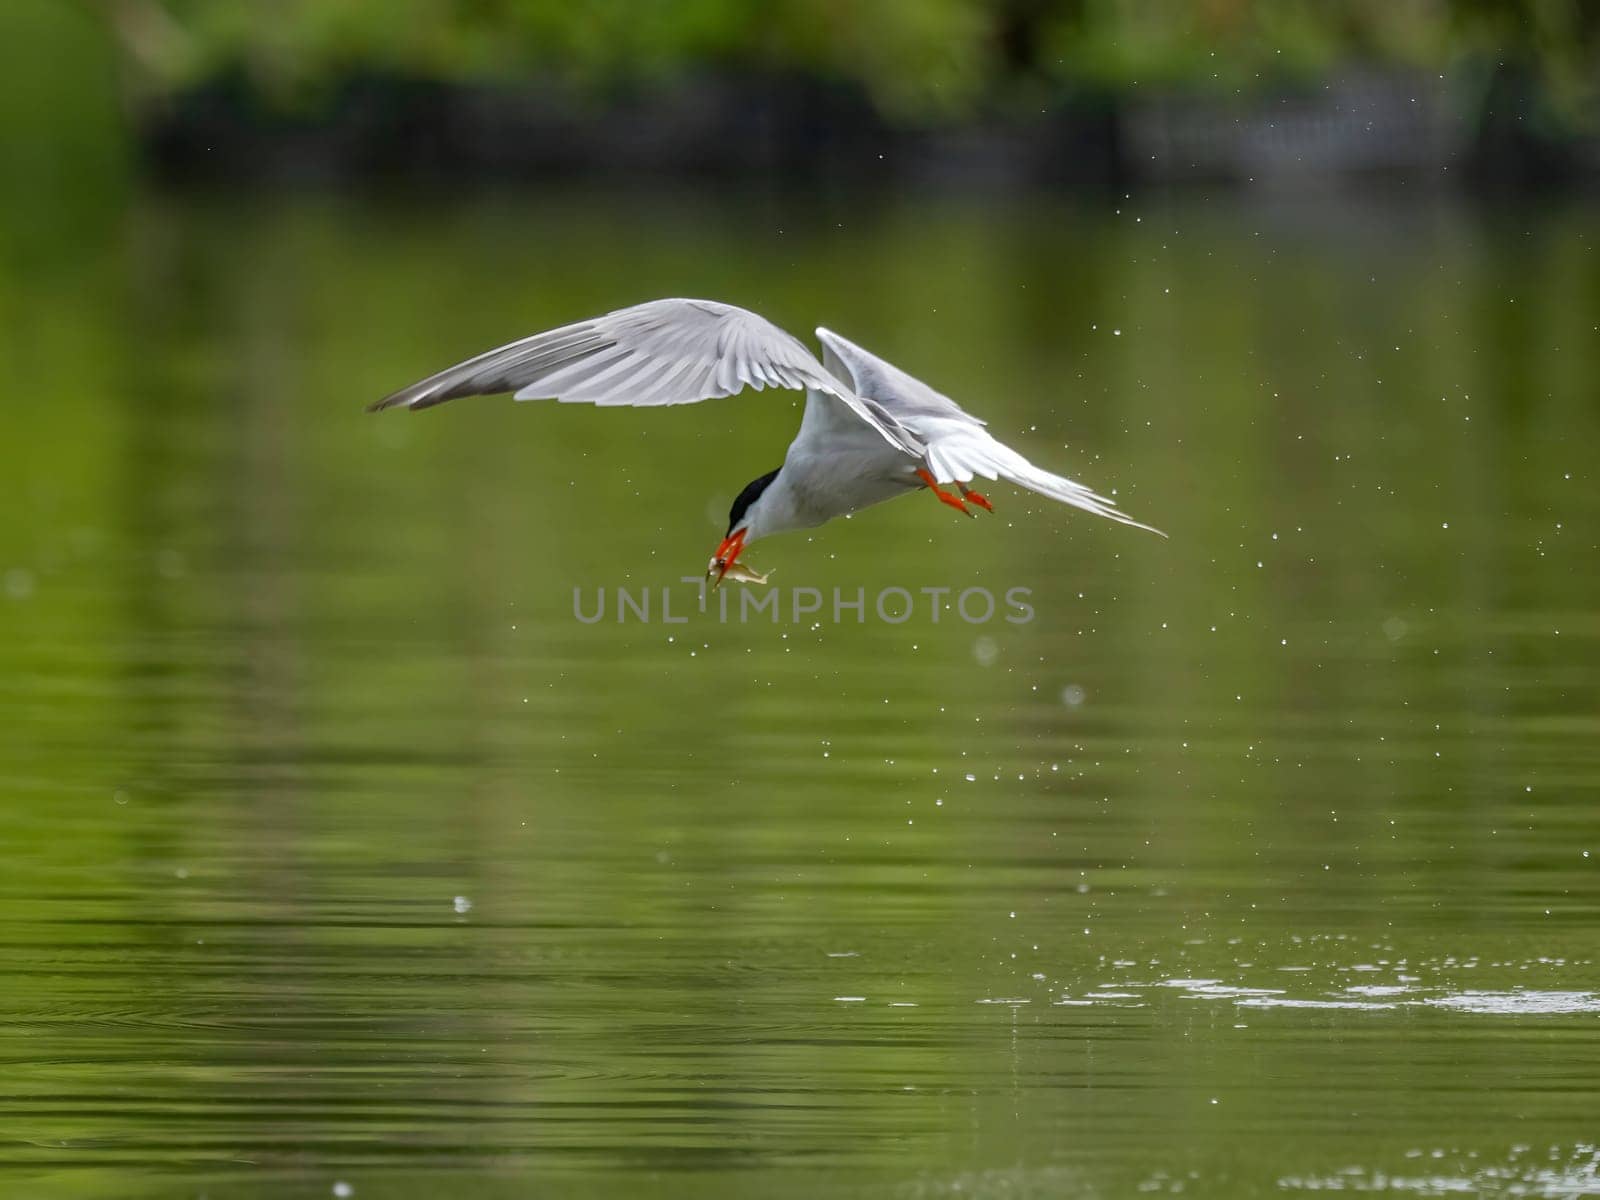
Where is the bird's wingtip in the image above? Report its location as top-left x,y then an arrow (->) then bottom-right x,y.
366,389 -> 427,413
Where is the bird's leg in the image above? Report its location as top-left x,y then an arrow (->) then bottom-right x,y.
916,468 -> 973,517
960,485 -> 993,513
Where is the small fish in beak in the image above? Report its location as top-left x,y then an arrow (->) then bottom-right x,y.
708,527 -> 768,588
707,556 -> 771,587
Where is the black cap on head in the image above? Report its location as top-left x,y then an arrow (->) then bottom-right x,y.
727,467 -> 780,535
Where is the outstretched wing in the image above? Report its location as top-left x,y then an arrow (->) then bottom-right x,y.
816,327 -> 986,428
369,297 -> 919,455
815,326 -> 1162,536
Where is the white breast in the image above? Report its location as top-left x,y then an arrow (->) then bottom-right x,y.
753,390 -> 921,535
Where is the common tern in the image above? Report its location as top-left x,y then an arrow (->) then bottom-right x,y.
370,298 -> 1162,585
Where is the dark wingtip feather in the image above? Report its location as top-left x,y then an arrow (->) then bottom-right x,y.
366,387 -> 436,413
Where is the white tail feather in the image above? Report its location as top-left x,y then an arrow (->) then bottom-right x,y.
927,430 -> 1165,537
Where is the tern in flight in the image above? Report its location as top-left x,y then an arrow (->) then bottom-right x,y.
370,298 -> 1163,585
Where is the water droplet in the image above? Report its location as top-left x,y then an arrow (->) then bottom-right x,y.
3,568 -> 35,600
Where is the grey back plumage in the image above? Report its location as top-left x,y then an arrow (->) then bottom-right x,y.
815,328 -> 986,432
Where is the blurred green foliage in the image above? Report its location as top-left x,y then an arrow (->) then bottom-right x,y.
96,0 -> 1600,118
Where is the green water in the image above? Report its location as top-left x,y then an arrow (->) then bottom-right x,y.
2,184 -> 1598,1198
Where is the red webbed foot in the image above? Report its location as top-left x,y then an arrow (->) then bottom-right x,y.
916,469 -> 974,517
961,488 -> 993,513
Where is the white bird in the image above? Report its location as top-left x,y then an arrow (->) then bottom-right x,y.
369,298 -> 1163,585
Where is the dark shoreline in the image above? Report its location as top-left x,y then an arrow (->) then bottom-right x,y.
142,66 -> 1599,194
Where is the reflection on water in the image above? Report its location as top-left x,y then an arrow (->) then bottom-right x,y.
1277,1144 -> 1600,1198
1,183 -> 1598,1198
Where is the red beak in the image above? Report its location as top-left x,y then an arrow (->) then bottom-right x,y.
710,527 -> 748,588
